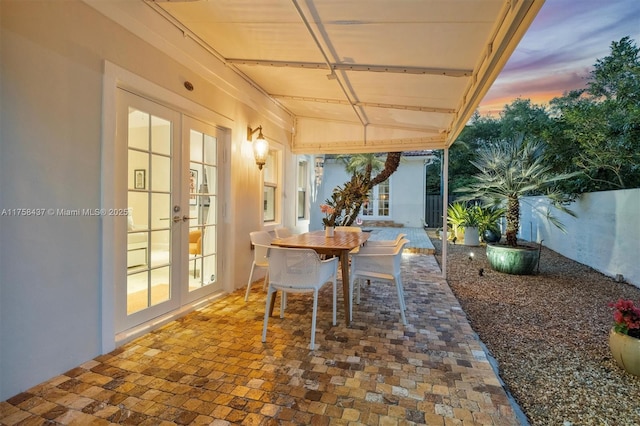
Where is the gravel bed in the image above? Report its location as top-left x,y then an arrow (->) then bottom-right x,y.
429,232 -> 640,425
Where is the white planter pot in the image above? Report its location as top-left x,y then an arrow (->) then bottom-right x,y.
463,227 -> 480,246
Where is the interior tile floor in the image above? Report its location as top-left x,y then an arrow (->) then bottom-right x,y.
1,232 -> 524,425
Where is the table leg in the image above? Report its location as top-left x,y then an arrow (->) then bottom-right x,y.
340,251 -> 351,326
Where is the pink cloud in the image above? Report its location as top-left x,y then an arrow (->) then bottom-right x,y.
479,0 -> 640,116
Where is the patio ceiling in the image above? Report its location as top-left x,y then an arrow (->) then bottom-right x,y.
147,0 -> 544,153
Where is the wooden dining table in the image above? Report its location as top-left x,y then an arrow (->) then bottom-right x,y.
270,230 -> 370,326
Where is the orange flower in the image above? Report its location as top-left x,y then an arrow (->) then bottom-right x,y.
320,204 -> 336,226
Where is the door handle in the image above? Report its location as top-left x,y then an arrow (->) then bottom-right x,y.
162,216 -> 194,222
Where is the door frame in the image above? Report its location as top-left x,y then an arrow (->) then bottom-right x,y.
101,61 -> 233,352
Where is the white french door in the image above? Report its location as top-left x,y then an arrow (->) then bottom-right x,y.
115,90 -> 222,333
182,117 -> 221,304
362,179 -> 391,219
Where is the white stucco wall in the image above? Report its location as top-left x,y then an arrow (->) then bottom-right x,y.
0,0 -> 294,400
519,189 -> 640,287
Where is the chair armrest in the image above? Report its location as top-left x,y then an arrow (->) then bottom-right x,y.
320,256 -> 339,265
319,256 -> 339,279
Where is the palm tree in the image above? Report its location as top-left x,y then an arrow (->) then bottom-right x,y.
337,153 -> 385,176
457,135 -> 578,247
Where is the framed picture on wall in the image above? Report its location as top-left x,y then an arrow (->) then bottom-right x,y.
189,169 -> 198,205
134,169 -> 146,189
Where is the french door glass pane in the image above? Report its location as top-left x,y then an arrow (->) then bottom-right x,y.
127,107 -> 172,313
188,129 -> 217,290
151,116 -> 171,155
151,155 -> 170,192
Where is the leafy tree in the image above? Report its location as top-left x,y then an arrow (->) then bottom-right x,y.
427,112 -> 502,195
548,36 -> 640,191
325,153 -> 401,226
500,98 -> 553,140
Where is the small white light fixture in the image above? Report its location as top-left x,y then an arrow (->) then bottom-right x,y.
314,156 -> 325,186
247,125 -> 268,170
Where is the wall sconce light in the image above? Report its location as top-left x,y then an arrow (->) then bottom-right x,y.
247,125 -> 269,170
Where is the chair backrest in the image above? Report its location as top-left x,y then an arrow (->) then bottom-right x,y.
189,229 -> 203,254
250,231 -> 272,264
189,229 -> 202,243
351,239 -> 409,276
266,246 -> 323,288
367,233 -> 407,246
335,226 -> 362,233
274,227 -> 293,238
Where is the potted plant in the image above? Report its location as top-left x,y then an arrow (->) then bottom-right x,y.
446,202 -> 467,242
446,202 -> 485,246
608,299 -> 640,376
460,204 -> 482,246
476,206 -> 505,243
456,135 -> 578,274
320,203 -> 337,236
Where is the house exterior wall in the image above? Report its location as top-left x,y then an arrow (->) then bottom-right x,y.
0,1 -> 294,400
311,155 -> 428,230
519,189 -> 640,287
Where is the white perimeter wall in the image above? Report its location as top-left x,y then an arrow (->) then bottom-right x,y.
519,188 -> 640,287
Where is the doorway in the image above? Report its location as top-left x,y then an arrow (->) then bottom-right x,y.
115,89 -> 223,333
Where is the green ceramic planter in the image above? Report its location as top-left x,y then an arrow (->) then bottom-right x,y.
486,243 -> 540,275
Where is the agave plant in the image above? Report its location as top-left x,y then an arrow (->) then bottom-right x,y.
456,135 -> 578,247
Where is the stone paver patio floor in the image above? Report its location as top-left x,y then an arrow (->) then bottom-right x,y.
1,235 -> 522,425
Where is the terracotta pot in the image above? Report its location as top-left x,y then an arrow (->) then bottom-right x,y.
609,328 -> 640,376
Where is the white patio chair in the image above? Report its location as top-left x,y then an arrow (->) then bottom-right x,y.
348,238 -> 409,325
274,227 -> 293,238
245,230 -> 273,301
262,246 -> 338,350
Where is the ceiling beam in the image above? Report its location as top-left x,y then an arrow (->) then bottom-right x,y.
226,59 -> 472,77
291,135 -> 448,155
272,94 -> 456,114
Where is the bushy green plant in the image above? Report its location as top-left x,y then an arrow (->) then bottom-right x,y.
475,206 -> 505,236
446,202 -> 468,238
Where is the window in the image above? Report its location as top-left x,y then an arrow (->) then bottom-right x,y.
263,151 -> 278,222
297,160 -> 308,219
363,179 -> 390,217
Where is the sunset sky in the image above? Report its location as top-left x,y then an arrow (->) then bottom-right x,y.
478,0 -> 640,116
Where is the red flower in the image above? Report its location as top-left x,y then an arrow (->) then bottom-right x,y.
609,299 -> 640,337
